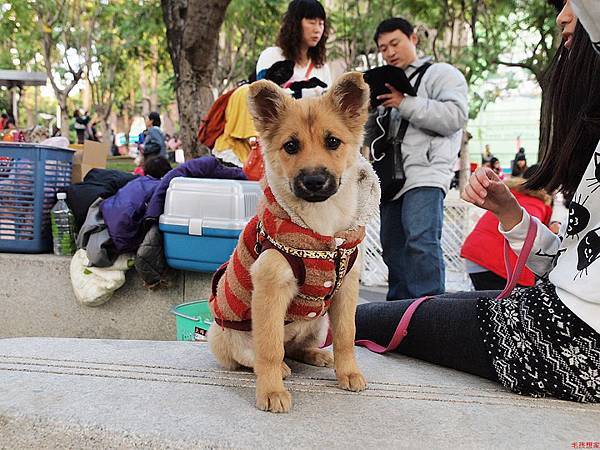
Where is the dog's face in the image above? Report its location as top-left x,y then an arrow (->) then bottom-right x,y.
248,72 -> 370,202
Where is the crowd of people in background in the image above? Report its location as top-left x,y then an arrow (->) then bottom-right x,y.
481,144 -> 529,181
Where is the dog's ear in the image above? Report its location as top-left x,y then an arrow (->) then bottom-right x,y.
326,72 -> 370,125
248,80 -> 290,134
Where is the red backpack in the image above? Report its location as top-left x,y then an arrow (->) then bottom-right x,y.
197,87 -> 237,149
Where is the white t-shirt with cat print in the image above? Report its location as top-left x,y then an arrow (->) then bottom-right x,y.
500,143 -> 600,334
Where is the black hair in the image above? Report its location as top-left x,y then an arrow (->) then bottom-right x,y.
1,113 -> 7,119
148,111 -> 161,127
547,0 -> 562,13
143,156 -> 172,179
374,17 -> 414,44
522,164 -> 540,180
515,153 -> 527,162
525,23 -> 600,197
276,0 -> 329,67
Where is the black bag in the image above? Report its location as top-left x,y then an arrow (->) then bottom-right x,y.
372,63 -> 431,202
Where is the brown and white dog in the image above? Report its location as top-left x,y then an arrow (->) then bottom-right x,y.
207,72 -> 380,413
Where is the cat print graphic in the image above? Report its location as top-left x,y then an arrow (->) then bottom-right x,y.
567,194 -> 591,239
586,152 -> 600,194
575,226 -> 600,279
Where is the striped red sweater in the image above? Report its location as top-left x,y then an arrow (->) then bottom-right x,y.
209,187 -> 365,325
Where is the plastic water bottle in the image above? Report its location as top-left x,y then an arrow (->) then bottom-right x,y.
51,192 -> 76,256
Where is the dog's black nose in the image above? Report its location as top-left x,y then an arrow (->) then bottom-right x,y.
293,167 -> 338,202
302,173 -> 328,192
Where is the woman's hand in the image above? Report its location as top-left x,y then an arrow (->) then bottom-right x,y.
461,167 -> 523,231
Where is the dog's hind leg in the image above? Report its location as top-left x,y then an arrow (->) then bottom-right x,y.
285,317 -> 334,368
288,347 -> 334,368
251,249 -> 297,413
208,326 -> 291,377
207,325 -> 242,371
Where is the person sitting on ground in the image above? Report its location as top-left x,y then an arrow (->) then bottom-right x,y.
142,156 -> 172,179
355,0 -> 600,403
461,164 -> 552,290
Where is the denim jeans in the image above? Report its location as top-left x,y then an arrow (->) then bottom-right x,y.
380,187 -> 445,300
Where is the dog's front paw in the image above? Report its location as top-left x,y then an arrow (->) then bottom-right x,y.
337,371 -> 367,392
256,389 -> 292,413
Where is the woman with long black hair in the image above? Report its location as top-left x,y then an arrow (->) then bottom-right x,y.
355,0 -> 600,403
255,0 -> 332,98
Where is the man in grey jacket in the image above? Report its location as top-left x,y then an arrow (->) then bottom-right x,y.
365,17 -> 468,300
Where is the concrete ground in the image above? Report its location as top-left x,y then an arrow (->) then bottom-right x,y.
1,337 -> 599,449
2,253 -> 599,448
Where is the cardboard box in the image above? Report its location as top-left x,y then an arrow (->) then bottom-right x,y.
70,140 -> 109,183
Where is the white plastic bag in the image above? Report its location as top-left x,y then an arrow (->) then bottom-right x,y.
70,249 -> 134,306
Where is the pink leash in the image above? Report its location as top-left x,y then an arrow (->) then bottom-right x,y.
496,218 -> 538,300
320,296 -> 430,352
344,217 -> 538,354
355,296 -> 430,353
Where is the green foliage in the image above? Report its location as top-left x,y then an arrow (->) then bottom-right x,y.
0,92 -> 9,113
0,2 -> 39,71
215,0 -> 284,90
328,0 -> 558,118
2,0 -> 561,131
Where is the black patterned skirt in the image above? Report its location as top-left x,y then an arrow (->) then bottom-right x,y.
477,281 -> 600,403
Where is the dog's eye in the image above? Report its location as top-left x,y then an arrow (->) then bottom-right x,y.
325,136 -> 341,150
283,139 -> 300,155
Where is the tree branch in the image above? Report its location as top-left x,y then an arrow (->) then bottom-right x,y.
495,59 -> 535,72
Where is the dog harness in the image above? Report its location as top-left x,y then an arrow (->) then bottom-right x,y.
209,186 -> 365,331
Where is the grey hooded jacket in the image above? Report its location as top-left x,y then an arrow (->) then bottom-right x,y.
365,57 -> 468,200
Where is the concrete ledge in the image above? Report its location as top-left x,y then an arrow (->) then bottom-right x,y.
0,338 -> 598,448
0,253 -> 212,341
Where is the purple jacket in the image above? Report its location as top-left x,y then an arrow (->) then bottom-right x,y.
101,157 -> 246,254
144,156 -> 246,220
100,176 -> 161,253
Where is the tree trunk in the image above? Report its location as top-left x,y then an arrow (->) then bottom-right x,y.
140,68 -> 150,117
150,42 -> 160,111
58,95 -> 70,139
161,0 -> 232,160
